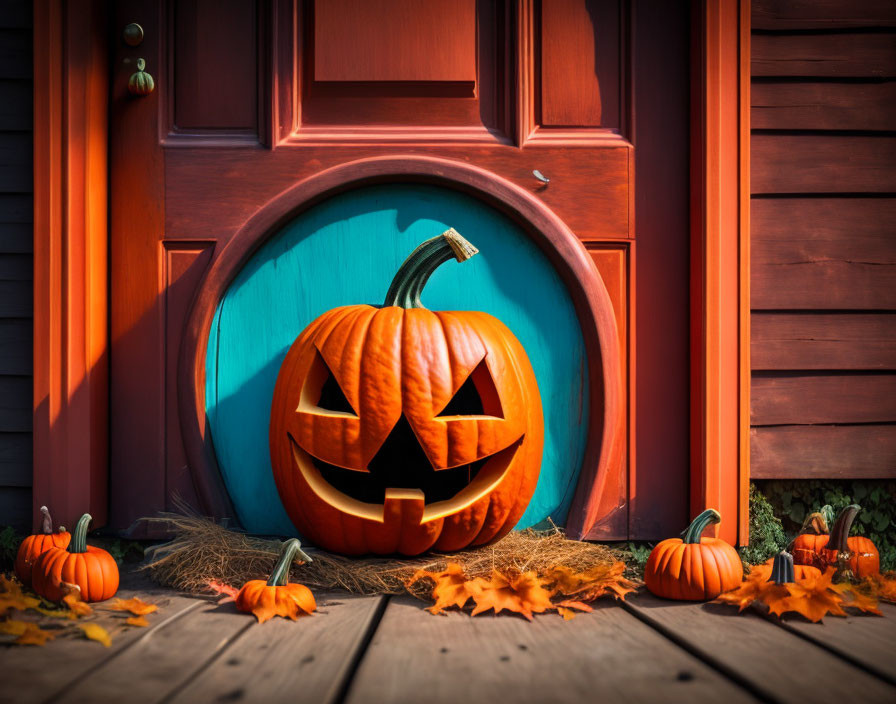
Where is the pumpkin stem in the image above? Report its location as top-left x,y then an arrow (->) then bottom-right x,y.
267,538 -> 313,587
680,508 -> 721,544
70,513 -> 92,554
768,551 -> 795,585
825,504 -> 860,583
40,506 -> 52,534
383,228 -> 478,309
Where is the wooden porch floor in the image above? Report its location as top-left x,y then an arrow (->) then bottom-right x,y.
3,566 -> 896,704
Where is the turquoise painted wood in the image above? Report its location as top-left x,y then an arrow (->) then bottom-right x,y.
206,184 -> 589,536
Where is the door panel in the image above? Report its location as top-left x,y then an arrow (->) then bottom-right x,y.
109,0 -> 689,539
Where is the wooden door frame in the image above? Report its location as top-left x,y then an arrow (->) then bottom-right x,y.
32,0 -> 751,542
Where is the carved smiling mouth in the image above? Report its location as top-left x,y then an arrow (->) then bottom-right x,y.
289,415 -> 522,523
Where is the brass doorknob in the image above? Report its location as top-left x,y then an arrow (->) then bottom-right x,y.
128,58 -> 155,96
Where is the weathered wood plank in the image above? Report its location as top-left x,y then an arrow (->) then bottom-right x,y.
752,135 -> 896,194
55,599 -> 253,704
0,318 -> 30,374
750,424 -> 896,478
0,280 -> 31,316
769,602 -> 896,685
345,596 -> 759,704
0,430 -> 30,486
0,374 -> 30,431
751,313 -> 896,370
751,198 -> 896,309
0,485 -> 29,529
752,0 -> 896,30
0,29 -> 30,80
625,593 -> 896,704
751,374 -> 896,425
0,223 -> 31,252
752,33 -> 896,78
169,595 -> 386,704
751,82 -> 896,131
0,572 -> 204,704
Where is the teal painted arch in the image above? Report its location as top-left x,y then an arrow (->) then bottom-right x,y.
205,184 -> 589,536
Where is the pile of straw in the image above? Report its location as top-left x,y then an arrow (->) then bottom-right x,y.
142,511 -> 622,598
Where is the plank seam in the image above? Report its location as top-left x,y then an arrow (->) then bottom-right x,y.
621,601 -> 784,704
156,618 -> 257,704
753,607 -> 896,688
332,595 -> 391,704
38,599 -> 205,704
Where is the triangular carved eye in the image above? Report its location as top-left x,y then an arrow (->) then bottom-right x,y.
436,358 -> 503,418
300,349 -> 358,416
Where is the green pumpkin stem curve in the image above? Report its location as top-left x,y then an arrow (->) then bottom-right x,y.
267,538 -> 313,587
680,508 -> 722,544
70,513 -> 92,554
383,228 -> 478,309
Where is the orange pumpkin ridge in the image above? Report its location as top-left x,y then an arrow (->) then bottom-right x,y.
644,509 -> 744,601
14,506 -> 71,586
791,505 -> 881,578
235,538 -> 317,623
270,229 -> 544,556
31,513 -> 119,603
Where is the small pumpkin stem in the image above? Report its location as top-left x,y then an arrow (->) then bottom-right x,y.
70,513 -> 92,554
680,509 -> 721,544
40,506 -> 52,534
267,538 -> 313,587
768,551 -> 795,585
383,228 -> 478,309
825,504 -> 860,583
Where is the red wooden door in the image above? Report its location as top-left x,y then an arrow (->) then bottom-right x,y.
108,0 -> 690,540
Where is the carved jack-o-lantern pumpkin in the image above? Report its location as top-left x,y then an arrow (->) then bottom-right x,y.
270,229 -> 544,556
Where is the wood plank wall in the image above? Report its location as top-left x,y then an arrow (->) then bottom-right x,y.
0,0 -> 32,529
750,0 -> 896,479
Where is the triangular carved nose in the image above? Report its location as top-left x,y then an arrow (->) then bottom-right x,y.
367,415 -> 432,486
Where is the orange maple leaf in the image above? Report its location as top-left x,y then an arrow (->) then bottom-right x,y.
545,562 -> 638,602
208,580 -> 240,602
80,623 -> 112,647
109,597 -> 158,616
717,565 -> 772,612
0,575 -> 41,615
868,572 -> 896,603
406,562 -> 471,615
126,615 -> 150,627
62,591 -> 94,617
831,580 -> 882,616
0,619 -> 56,646
466,570 -> 554,621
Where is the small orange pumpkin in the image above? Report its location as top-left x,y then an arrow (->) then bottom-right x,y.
235,539 -> 316,623
644,509 -> 744,601
32,513 -> 119,603
270,229 -> 544,556
14,506 -> 70,586
791,505 -> 880,578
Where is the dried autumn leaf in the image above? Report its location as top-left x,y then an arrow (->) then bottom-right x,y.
545,562 -> 638,602
126,615 -> 150,627
79,623 -> 112,647
0,574 -> 41,615
869,572 -> 896,603
406,563 -> 471,615
109,597 -> 158,616
717,565 -> 772,612
63,591 -> 94,617
0,619 -> 55,646
831,581 -> 882,616
777,569 -> 848,622
554,599 -> 593,621
208,580 -> 240,602
466,570 -> 554,621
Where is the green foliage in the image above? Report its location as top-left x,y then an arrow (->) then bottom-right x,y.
0,525 -> 21,573
102,539 -> 145,565
755,479 -> 896,571
739,483 -> 786,565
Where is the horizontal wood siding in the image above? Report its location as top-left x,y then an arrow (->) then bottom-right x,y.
0,7 -> 30,528
750,1 -> 896,479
